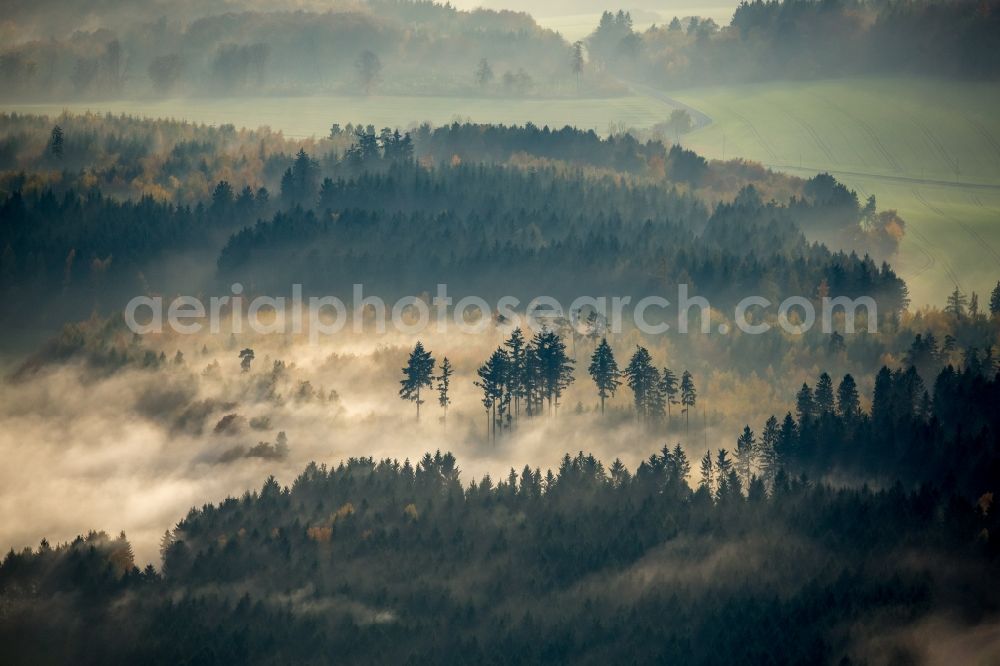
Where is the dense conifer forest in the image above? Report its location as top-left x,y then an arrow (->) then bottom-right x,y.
2,1 -> 1000,663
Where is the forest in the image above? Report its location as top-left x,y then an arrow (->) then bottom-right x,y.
2,1 -> 1000,664
1,357 -> 999,663
0,114 -> 908,333
3,0 -> 998,102
587,0 -> 1000,85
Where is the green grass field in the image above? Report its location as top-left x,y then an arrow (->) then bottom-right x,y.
671,78 -> 1000,306
7,77 -> 998,305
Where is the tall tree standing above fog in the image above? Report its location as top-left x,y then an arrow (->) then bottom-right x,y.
699,449 -> 714,495
239,348 -> 254,373
660,368 -> 679,421
759,415 -> 780,489
815,372 -> 835,416
735,425 -> 756,488
837,374 -> 860,421
356,50 -> 382,95
475,348 -> 509,443
504,328 -> 526,420
533,329 -> 574,416
588,337 -> 620,415
796,383 -> 815,425
991,281 -> 1000,316
571,41 -> 585,90
400,341 -> 435,421
945,286 -> 968,319
475,58 -> 494,88
680,370 -> 697,435
624,345 -> 657,423
437,357 -> 452,428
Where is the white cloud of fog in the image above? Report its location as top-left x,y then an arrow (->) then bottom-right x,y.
0,326 -> 788,566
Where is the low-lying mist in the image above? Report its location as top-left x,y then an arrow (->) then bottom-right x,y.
1,324 -> 784,565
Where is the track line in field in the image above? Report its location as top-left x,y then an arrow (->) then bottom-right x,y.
813,93 -> 901,172
901,235 -> 935,279
910,116 -> 959,174
808,92 -> 870,168
728,107 -> 778,161
901,220 -> 938,280
905,200 -> 962,288
783,110 -> 835,164
912,188 -> 1000,269
965,114 -> 1000,165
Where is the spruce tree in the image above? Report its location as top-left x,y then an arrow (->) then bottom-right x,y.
49,125 -> 64,159
680,370 -> 697,433
533,329 -> 574,415
475,348 -> 509,442
795,383 -> 815,424
759,415 -> 780,488
504,328 -> 527,419
588,337 -> 621,414
735,425 -> 756,488
945,286 -> 967,318
699,450 -> 714,494
814,372 -> 835,415
836,374 -> 860,421
400,341 -> 435,421
437,357 -> 453,426
624,346 -> 657,422
660,368 -> 679,420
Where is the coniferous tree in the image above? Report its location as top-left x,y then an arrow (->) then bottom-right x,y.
533,329 -> 574,415
777,412 -> 798,460
871,366 -> 894,424
48,125 -> 64,159
680,370 -> 697,434
990,280 -> 1000,316
475,348 -> 509,442
699,449 -> 714,495
624,346 -> 657,423
815,372 -> 835,415
759,415 -> 780,488
239,347 -> 255,373
505,328 -> 527,420
945,286 -> 968,318
475,58 -> 494,87
437,357 -> 453,427
735,425 -> 756,488
356,50 -> 382,94
836,374 -> 860,421
522,340 -> 543,417
672,444 -> 691,483
795,383 -> 815,424
571,41 -> 585,88
660,368 -> 679,420
588,337 -> 621,414
400,341 -> 435,421
646,367 -> 667,423
715,448 -> 733,477
714,449 -> 735,500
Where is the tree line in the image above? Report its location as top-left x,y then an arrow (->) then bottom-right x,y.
398,331 -> 700,445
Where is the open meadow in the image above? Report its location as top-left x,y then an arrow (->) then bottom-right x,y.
8,77 -> 997,306
672,78 -> 1000,305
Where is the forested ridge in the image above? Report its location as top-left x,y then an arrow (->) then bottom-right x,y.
1,360 -> 998,664
2,0 -> 999,102
3,1 -> 1000,663
0,115 -> 908,330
